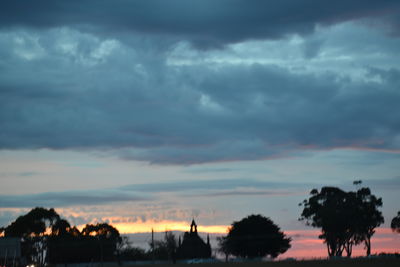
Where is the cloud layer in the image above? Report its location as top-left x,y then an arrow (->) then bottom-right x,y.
2,176 -> 398,209
1,0 -> 400,48
1,1 -> 400,164
0,178 -> 309,208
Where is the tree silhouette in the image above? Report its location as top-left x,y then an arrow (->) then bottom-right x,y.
217,236 -> 230,262
81,223 -> 121,240
81,223 -> 122,262
221,214 -> 291,259
2,207 -> 61,265
48,223 -> 122,263
352,187 -> 384,256
300,187 -> 348,257
299,184 -> 383,257
51,219 -> 72,237
117,236 -> 149,261
4,207 -> 60,237
1,207 -> 124,264
391,211 -> 400,233
148,231 -> 177,261
164,231 -> 177,262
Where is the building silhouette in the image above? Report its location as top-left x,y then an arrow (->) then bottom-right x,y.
176,219 -> 212,259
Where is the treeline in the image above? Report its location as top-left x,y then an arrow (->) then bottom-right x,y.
0,208 -> 122,264
219,182 -> 400,260
0,208 -> 184,265
1,181 -> 400,265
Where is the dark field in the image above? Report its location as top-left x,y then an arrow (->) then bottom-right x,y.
124,258 -> 400,267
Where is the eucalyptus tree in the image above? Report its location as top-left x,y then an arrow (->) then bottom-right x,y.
299,184 -> 383,257
2,207 -> 61,265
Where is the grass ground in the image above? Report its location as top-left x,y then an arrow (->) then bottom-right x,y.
123,257 -> 400,267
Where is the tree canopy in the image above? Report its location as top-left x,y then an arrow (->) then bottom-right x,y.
4,207 -> 60,237
391,211 -> 400,234
221,214 -> 291,259
1,207 -> 122,264
299,184 -> 384,257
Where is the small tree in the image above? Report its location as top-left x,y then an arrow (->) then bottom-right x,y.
221,214 -> 291,259
148,231 -> 177,261
164,231 -> 177,261
217,236 -> 230,262
391,211 -> 400,233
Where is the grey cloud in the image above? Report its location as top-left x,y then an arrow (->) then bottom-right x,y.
0,24 -> 400,164
185,190 -> 299,198
0,171 -> 40,178
0,1 -> 399,48
120,178 -> 314,193
0,190 -> 149,208
184,167 -> 235,174
0,178 -> 311,209
302,38 -> 324,59
18,172 -> 39,177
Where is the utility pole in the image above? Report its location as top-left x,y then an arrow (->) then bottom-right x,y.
151,228 -> 155,262
3,249 -> 7,267
12,249 -> 17,267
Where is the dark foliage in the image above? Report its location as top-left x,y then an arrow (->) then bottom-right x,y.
221,214 -> 291,259
217,236 -> 230,262
48,223 -> 122,263
4,207 -> 60,237
2,207 -> 60,265
391,211 -> 400,234
1,207 -> 122,264
148,231 -> 178,261
299,184 -> 384,257
118,246 -> 148,261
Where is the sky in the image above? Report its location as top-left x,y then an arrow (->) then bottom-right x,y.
1,0 -> 400,258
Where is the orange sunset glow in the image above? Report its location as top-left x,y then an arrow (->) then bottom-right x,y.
77,220 -> 229,234
74,218 -> 400,260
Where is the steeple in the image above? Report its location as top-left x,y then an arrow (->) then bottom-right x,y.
207,234 -> 210,246
190,218 -> 197,233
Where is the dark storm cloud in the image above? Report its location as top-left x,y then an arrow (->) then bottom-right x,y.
1,0 -> 399,48
114,65 -> 400,164
0,190 -> 149,208
1,34 -> 400,164
0,4 -> 400,164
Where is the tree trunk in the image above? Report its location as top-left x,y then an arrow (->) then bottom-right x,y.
327,242 -> 343,257
344,241 -> 352,257
365,237 -> 371,256
327,243 -> 333,257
